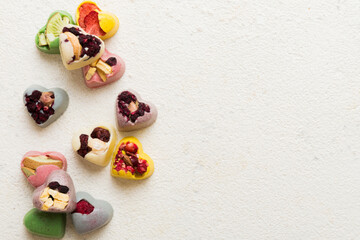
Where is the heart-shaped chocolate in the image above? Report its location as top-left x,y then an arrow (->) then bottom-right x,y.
71,192 -> 113,234
116,90 -> 157,132
59,24 -> 105,70
33,170 -> 76,213
82,49 -> 125,88
76,1 -> 119,40
72,124 -> 117,167
23,85 -> 69,127
35,11 -> 75,54
24,208 -> 66,238
21,151 -> 67,188
111,137 -> 154,180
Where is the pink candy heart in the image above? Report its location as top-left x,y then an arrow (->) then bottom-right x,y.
82,49 -> 125,88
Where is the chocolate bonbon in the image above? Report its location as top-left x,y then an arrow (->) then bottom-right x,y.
35,11 -> 75,54
21,151 -> 67,188
59,24 -> 105,70
82,49 -> 125,88
23,85 -> 69,127
116,90 -> 157,132
72,191 -> 113,234
76,1 -> 119,40
33,170 -> 76,213
111,137 -> 154,180
24,208 -> 66,238
72,124 -> 117,166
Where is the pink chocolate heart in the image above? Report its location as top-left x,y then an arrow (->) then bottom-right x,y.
82,49 -> 125,88
21,151 -> 67,188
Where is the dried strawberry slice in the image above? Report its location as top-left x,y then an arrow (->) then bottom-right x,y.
83,11 -> 106,36
78,3 -> 100,28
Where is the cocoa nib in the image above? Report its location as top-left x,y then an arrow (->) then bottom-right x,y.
90,127 -> 110,142
77,134 -> 92,157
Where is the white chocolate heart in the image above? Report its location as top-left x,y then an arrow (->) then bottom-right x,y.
72,124 -> 117,167
59,24 -> 105,70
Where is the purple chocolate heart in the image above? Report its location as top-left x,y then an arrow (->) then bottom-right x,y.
33,170 -> 76,213
115,90 -> 157,132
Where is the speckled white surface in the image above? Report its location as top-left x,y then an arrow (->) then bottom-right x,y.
0,0 -> 360,239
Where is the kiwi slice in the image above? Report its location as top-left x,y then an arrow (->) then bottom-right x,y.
45,13 -> 70,45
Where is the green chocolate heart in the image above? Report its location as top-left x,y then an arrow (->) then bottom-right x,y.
35,11 -> 74,54
24,208 -> 66,238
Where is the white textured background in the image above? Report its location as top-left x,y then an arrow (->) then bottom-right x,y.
0,0 -> 359,239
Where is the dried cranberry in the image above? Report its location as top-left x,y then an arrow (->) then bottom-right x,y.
30,90 -> 42,101
144,104 -> 150,112
36,102 -> 43,111
105,57 -> 117,66
38,113 -> 49,123
26,102 -> 36,113
78,35 -> 101,57
119,143 -> 126,151
90,127 -> 110,142
58,186 -> 69,194
77,134 -> 92,157
130,113 -> 139,123
116,91 -> 151,122
48,181 -> 60,189
127,166 -> 135,174
130,156 -> 139,167
138,108 -> 144,116
136,161 -> 148,174
31,112 -> 39,120
62,27 -> 80,36
47,107 -> 55,115
73,199 -> 94,215
118,91 -> 136,104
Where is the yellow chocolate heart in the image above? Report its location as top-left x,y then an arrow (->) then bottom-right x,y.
111,137 -> 154,180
